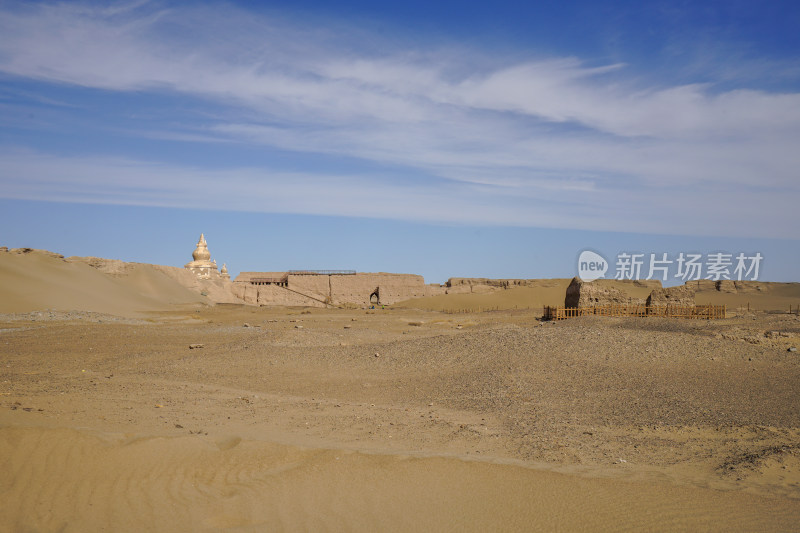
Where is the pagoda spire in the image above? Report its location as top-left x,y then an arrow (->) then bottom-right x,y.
185,233 -> 220,278
192,233 -> 211,262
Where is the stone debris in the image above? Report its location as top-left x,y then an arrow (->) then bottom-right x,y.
0,310 -> 147,324
765,330 -> 792,339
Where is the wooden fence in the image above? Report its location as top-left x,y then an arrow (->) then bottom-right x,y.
544,304 -> 726,321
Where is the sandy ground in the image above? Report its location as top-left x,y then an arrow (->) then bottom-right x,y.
2,304 -> 800,531
2,248 -> 800,531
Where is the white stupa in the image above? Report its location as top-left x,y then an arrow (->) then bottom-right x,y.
184,233 -> 221,279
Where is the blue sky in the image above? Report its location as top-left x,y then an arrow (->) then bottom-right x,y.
1,1 -> 798,284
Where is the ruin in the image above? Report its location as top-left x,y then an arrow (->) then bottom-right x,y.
564,277 -> 639,308
546,278 -> 724,320
233,270 -> 444,307
184,234 -> 226,280
181,235 -> 445,306
646,284 -> 696,308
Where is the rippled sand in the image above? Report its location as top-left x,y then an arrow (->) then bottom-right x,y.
2,423 -> 799,532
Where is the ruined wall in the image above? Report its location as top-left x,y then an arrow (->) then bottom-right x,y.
230,283 -> 326,307
564,277 -> 645,308
233,272 -> 441,307
687,280 -> 772,293
447,278 -> 532,288
327,273 -> 433,305
426,284 -> 448,297
287,274 -> 332,303
231,283 -> 258,304
645,284 -> 697,317
646,285 -> 696,308
444,277 -> 580,296
254,273 -> 435,306
445,278 -> 523,296
259,285 -> 326,307
444,281 -> 499,295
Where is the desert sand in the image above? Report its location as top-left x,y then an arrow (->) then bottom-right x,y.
1,249 -> 800,532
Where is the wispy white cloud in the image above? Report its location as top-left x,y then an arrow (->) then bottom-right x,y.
0,1 -> 798,238
2,148 -> 795,239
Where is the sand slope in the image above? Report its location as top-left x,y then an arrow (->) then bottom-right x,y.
67,255 -> 243,306
695,281 -> 800,312
0,249 -> 210,316
2,421 -> 798,533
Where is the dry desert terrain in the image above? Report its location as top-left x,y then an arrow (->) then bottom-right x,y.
1,249 -> 800,531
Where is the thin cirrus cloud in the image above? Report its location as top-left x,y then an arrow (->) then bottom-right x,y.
0,1 -> 797,239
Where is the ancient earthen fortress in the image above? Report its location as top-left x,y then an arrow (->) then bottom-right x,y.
183,234 -> 753,310
185,234 -> 444,307
232,271 -> 446,307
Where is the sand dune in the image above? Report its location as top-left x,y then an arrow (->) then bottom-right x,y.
0,249 -> 234,316
1,421 -> 798,533
695,281 -> 800,312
